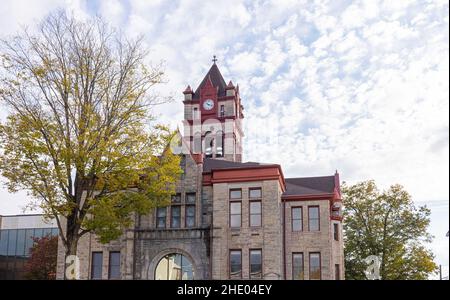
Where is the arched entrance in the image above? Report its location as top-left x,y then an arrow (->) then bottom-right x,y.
154,253 -> 195,280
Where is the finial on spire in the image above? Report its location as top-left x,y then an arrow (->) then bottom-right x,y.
212,55 -> 218,64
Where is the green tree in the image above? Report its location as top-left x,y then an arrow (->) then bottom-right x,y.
24,235 -> 58,280
0,10 -> 181,274
343,180 -> 437,280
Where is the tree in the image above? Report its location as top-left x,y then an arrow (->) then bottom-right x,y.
0,10 -> 182,275
24,235 -> 58,280
342,180 -> 437,280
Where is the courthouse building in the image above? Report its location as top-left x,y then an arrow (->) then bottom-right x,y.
56,61 -> 344,280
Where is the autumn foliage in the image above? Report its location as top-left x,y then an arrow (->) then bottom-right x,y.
24,235 -> 58,280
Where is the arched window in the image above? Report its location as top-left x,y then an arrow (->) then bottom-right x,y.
154,253 -> 194,280
216,131 -> 224,157
204,131 -> 213,158
193,132 -> 201,154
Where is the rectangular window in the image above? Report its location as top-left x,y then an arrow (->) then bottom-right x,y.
334,223 -> 339,241
249,187 -> 262,199
7,229 -> 17,256
0,230 -> 8,256
193,107 -> 199,119
230,202 -> 242,228
185,205 -> 196,228
108,252 -> 121,279
91,252 -> 103,280
309,253 -> 321,280
249,249 -> 262,279
171,206 -> 181,228
292,207 -> 303,231
292,253 -> 304,280
186,193 -> 196,203
220,105 -> 225,117
171,194 -> 181,203
308,206 -> 320,231
15,229 -> 26,257
229,250 -> 242,279
156,207 -> 166,229
249,201 -> 262,227
229,189 -> 242,199
335,264 -> 340,280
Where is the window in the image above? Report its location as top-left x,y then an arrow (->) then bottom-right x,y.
7,229 -> 16,256
249,201 -> 262,227
309,253 -> 321,280
91,252 -> 103,280
156,207 -> 166,228
249,249 -> 262,279
230,189 -> 242,199
186,193 -> 196,203
230,202 -> 241,228
193,107 -> 199,119
185,205 -> 196,228
308,206 -> 320,231
0,230 -> 9,256
335,264 -> 340,280
220,105 -> 225,117
108,252 -> 120,279
249,188 -> 262,199
216,131 -> 223,157
229,250 -> 242,279
292,253 -> 304,280
171,194 -> 181,203
155,253 -> 194,280
171,206 -> 181,228
292,207 -> 303,231
334,223 -> 339,241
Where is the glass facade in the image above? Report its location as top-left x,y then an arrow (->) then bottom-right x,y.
0,227 -> 58,280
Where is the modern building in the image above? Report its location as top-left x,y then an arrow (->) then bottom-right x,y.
56,61 -> 345,280
0,214 -> 58,280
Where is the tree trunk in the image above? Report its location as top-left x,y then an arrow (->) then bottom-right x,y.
63,213 -> 80,280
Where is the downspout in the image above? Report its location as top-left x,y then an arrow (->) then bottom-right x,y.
282,199 -> 286,279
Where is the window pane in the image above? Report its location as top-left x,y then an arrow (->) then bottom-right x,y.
109,252 -> 120,279
309,253 -> 321,280
250,201 -> 261,214
292,219 -> 302,231
230,189 -> 242,199
171,206 -> 181,217
7,229 -> 17,256
250,215 -> 261,227
309,219 -> 319,231
155,253 -> 194,280
293,253 -> 304,280
230,251 -> 241,278
171,194 -> 181,203
335,264 -> 340,280
91,252 -> 103,279
157,207 -> 166,217
292,207 -> 301,219
230,215 -> 241,228
0,230 -> 8,256
186,205 -> 195,217
334,224 -> 339,241
51,228 -> 59,236
186,193 -> 196,203
15,229 -> 26,257
309,206 -> 319,218
250,250 -> 262,278
230,202 -> 241,214
171,206 -> 181,228
34,228 -> 43,239
25,229 -> 34,257
249,188 -> 261,198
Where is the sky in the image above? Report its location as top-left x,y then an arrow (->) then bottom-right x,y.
0,0 -> 448,278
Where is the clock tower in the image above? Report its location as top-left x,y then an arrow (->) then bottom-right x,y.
182,59 -> 244,162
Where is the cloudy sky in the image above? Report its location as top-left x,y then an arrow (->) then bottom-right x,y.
0,0 -> 448,278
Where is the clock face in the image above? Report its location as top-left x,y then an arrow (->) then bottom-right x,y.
203,99 -> 214,110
